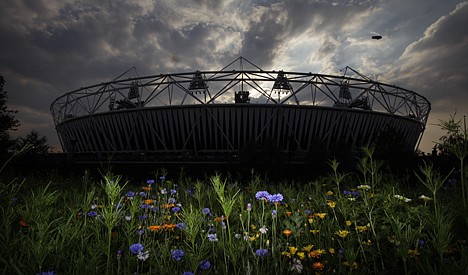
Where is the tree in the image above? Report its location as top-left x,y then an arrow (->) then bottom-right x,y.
15,130 -> 51,155
0,76 -> 21,154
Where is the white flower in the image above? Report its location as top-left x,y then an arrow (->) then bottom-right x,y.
394,194 -> 411,202
137,250 -> 150,261
290,258 -> 303,273
357,185 -> 371,190
419,195 -> 433,202
259,225 -> 268,234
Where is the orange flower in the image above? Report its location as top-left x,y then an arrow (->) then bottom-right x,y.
312,261 -> 325,271
283,229 -> 293,236
142,186 -> 152,191
285,211 -> 293,217
215,216 -> 228,223
19,219 -> 28,228
161,203 -> 175,209
162,223 -> 177,230
148,225 -> 163,231
144,199 -> 154,205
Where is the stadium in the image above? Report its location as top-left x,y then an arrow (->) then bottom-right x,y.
50,57 -> 430,163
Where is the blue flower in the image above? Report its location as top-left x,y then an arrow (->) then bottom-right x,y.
176,222 -> 185,229
168,197 -> 176,204
344,190 -> 351,196
208,233 -> 218,242
202,208 -> 211,215
87,211 -> 97,217
139,215 -> 147,220
170,189 -> 177,195
130,243 -> 144,254
171,249 -> 184,261
199,260 -> 211,270
136,228 -> 145,235
141,204 -> 150,210
255,191 -> 270,201
126,191 -> 135,197
139,191 -> 147,197
160,176 -> 166,181
256,248 -> 269,257
183,272 -> 194,275
147,179 -> 155,185
37,272 -> 56,275
172,206 -> 181,213
268,193 -> 283,203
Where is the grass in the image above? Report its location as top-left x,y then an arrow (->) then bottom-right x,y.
1,151 -> 468,274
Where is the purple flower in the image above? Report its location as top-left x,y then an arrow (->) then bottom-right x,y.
247,203 -> 252,211
168,197 -> 176,204
126,191 -> 135,197
160,176 -> 166,181
202,208 -> 211,215
208,233 -> 218,242
170,189 -> 177,195
172,206 -> 181,213
139,215 -> 147,220
199,260 -> 211,270
171,249 -> 184,261
256,248 -> 269,257
344,190 -> 351,196
136,228 -> 145,235
147,179 -> 155,185
130,243 -> 144,254
139,191 -> 147,197
272,209 -> 277,218
255,191 -> 270,201
183,272 -> 194,275
141,204 -> 150,210
268,193 -> 283,203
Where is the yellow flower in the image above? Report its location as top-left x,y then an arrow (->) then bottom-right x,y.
356,225 -> 369,232
343,261 -> 359,270
309,249 -> 326,258
283,229 -> 293,236
297,252 -> 306,260
281,251 -> 292,258
327,200 -> 336,208
308,218 -> 315,224
326,191 -> 334,196
313,213 -> 327,219
346,220 -> 352,226
408,249 -> 420,258
335,230 -> 350,238
302,244 -> 314,252
328,248 -> 335,254
289,246 -> 298,255
310,229 -> 320,235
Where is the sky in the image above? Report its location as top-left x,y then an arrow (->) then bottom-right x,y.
1,0 -> 467,154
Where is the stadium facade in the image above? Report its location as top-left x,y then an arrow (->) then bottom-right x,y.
50,57 -> 430,163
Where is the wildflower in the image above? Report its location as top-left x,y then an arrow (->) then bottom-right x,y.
147,179 -> 155,185
208,233 -> 218,242
343,190 -> 351,195
168,197 -> 176,204
419,195 -> 433,202
309,249 -> 326,258
394,194 -> 411,202
356,225 -> 370,232
37,271 -> 56,275
407,249 -> 420,258
171,206 -> 181,213
139,215 -> 147,220
170,189 -> 177,195
202,207 -> 211,216
255,191 -> 270,201
302,244 -> 314,252
247,203 -> 252,211
137,250 -> 150,261
144,199 -> 154,205
116,250 -> 122,260
327,200 -> 336,208
259,225 -> 268,234
313,213 -> 326,219
290,258 -> 303,273
285,211 -> 293,216
161,188 -> 167,194
272,209 -> 277,218
312,261 -> 325,271
171,249 -> 184,261
87,211 -> 97,217
283,229 -> 293,236
335,230 -> 350,238
183,272 -> 194,275
328,248 -> 335,254
148,225 -> 162,232
310,229 -> 320,235
346,220 -> 352,226
296,252 -> 305,260
256,248 -> 269,257
235,233 -> 242,239
176,222 -> 185,229
160,175 -> 166,181
326,190 -> 334,196
130,243 -> 144,254
199,260 -> 211,270
136,228 -> 145,235
357,184 -> 371,190
268,193 -> 284,203
343,261 -> 359,270
142,186 -> 152,191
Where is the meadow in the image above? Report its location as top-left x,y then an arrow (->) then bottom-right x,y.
1,147 -> 467,275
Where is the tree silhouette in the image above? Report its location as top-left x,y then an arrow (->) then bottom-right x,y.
0,76 -> 21,155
